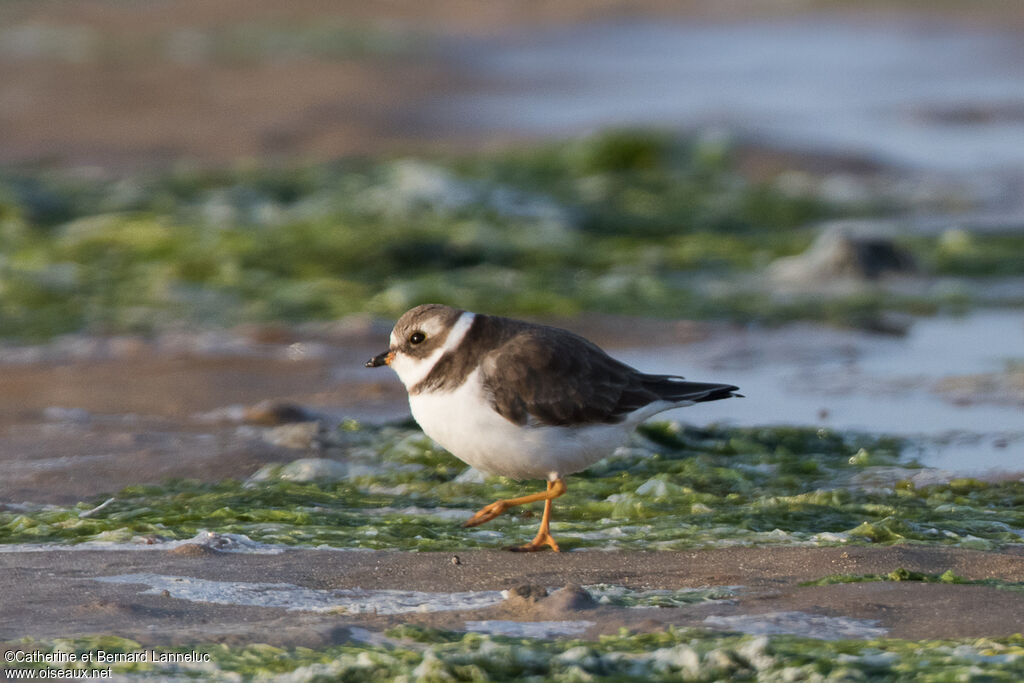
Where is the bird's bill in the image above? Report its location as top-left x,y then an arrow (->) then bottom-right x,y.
365,349 -> 394,368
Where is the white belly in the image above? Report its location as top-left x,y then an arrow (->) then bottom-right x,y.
408,370 -> 638,480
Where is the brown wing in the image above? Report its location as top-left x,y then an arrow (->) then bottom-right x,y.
479,324 -> 737,427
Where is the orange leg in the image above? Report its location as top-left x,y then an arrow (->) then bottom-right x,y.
511,484 -> 561,552
463,478 -> 566,552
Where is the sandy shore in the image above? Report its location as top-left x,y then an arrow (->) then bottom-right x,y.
4,0 -> 1024,170
2,546 -> 1022,648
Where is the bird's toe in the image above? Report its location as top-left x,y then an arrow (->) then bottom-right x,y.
508,532 -> 560,553
462,501 -> 507,528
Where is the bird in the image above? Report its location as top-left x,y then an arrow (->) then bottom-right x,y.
366,304 -> 740,552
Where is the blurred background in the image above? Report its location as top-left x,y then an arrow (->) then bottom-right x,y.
3,0 -> 1024,328
0,0 -> 1022,501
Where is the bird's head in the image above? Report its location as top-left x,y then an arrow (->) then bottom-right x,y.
365,304 -> 469,389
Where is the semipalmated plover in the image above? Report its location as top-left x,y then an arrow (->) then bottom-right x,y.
367,304 -> 739,552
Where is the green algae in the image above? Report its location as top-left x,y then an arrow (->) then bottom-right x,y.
585,584 -> 738,608
803,568 -> 1024,593
2,422 -> 1022,552
0,133 -> 819,339
910,231 -> 1024,278
2,131 -> 1020,341
6,629 -> 1024,681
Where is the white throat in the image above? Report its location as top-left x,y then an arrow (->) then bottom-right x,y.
390,311 -> 475,391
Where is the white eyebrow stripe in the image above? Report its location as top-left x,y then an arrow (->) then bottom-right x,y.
441,312 -> 475,354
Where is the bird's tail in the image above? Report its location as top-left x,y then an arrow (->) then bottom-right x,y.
642,375 -> 741,403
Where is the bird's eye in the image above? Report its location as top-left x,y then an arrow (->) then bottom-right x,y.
409,332 -> 426,345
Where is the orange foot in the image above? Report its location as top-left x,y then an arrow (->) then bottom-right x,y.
463,500 -> 509,528
461,478 -> 567,551
509,529 -> 560,553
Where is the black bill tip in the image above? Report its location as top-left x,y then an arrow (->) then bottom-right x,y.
365,350 -> 392,368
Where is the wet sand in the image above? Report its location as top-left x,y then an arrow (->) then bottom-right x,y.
0,0 -> 748,169
4,0 -> 1024,170
1,546 -> 1022,647
0,332 -> 400,504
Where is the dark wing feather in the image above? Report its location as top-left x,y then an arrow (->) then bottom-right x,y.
630,375 -> 739,407
480,323 -> 738,427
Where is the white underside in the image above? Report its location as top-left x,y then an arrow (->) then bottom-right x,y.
409,368 -> 693,480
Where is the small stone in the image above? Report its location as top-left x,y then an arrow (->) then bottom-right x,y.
545,584 -> 597,611
249,458 -> 350,483
263,422 -> 321,450
506,584 -> 548,602
451,555 -> 461,566
769,221 -> 915,285
244,399 -> 319,425
168,543 -> 220,557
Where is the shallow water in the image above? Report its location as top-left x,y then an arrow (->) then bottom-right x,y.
703,611 -> 888,640
0,530 -> 287,554
437,18 -> 1024,175
89,574 -> 736,622
618,311 -> 1024,474
94,573 -> 506,615
464,620 -> 595,638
